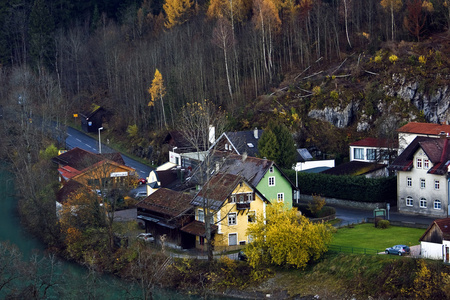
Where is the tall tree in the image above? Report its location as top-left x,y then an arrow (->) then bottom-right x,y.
212,17 -> 235,104
380,0 -> 403,40
163,0 -> 194,29
148,68 -> 167,128
259,122 -> 296,169
258,128 -> 279,161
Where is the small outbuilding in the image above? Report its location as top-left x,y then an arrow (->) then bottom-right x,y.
80,104 -> 106,133
419,218 -> 450,262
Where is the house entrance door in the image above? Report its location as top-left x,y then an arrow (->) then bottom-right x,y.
446,247 -> 449,262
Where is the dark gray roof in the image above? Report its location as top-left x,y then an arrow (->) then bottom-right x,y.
217,129 -> 263,157
297,148 -> 313,162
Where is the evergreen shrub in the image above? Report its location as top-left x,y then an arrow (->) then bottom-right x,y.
283,169 -> 396,203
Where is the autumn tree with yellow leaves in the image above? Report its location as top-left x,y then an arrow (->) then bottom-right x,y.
246,203 -> 332,269
148,69 -> 167,128
163,0 -> 194,29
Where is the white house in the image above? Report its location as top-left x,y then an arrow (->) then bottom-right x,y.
389,134 -> 450,218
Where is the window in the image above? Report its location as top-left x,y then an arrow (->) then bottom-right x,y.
225,144 -> 229,150
277,193 -> 284,202
268,176 -> 275,186
435,180 -> 440,190
229,195 -> 236,203
420,178 -> 426,189
239,194 -> 245,203
367,149 -> 377,160
247,193 -> 253,201
198,209 -> 204,222
248,211 -> 256,223
354,148 -> 364,160
417,158 -> 422,168
199,236 -> 205,245
406,196 -> 413,207
434,200 -> 442,209
269,166 -> 274,173
407,177 -> 412,187
424,159 -> 430,169
228,233 -> 237,246
420,198 -> 427,208
228,213 -> 237,225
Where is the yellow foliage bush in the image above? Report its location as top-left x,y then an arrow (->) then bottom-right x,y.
389,54 -> 398,64
418,55 -> 426,65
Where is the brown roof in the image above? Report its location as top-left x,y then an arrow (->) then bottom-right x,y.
397,122 -> 450,135
191,173 -> 243,210
389,136 -> 450,175
55,180 -> 93,204
136,188 -> 193,218
52,147 -> 125,171
350,137 -> 398,148
180,220 -> 218,237
420,218 -> 450,241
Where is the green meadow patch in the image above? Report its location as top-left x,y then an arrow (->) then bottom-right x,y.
332,223 -> 424,250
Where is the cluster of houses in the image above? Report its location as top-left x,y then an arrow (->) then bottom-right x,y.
52,121 -> 450,261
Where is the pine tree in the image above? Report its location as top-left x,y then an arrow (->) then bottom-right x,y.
258,129 -> 279,161
273,123 -> 297,169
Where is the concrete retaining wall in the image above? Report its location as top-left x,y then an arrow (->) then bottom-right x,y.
299,194 -> 386,210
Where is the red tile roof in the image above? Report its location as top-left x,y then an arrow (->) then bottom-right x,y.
420,218 -> 450,241
58,165 -> 82,179
397,122 -> 450,135
350,137 -> 398,148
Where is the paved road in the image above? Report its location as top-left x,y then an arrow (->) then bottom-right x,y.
331,204 -> 436,227
65,127 -> 153,178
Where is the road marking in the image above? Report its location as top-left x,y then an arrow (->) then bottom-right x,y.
76,138 -> 82,142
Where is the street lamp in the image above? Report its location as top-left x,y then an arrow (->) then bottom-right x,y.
98,127 -> 104,154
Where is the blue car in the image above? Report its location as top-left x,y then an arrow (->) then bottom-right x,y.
385,245 -> 410,256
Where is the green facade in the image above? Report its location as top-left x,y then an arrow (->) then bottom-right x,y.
256,166 -> 293,209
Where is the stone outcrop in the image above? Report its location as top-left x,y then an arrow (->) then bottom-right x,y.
307,102 -> 353,128
386,74 -> 450,123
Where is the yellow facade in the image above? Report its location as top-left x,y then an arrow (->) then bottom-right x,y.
195,181 -> 267,250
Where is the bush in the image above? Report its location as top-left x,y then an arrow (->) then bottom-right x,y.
295,203 -> 335,219
377,219 -> 390,229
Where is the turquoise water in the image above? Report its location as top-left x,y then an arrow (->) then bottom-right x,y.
0,165 -> 233,299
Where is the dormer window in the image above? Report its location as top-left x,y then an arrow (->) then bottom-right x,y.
417,158 -> 422,168
247,143 -> 254,148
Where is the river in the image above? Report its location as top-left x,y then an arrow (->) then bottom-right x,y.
0,165 -> 232,299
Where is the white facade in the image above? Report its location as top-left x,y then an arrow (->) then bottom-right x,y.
420,241 -> 444,260
349,145 -> 393,164
397,148 -> 448,217
294,160 -> 335,172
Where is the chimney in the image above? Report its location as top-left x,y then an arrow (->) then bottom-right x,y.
215,162 -> 220,173
254,127 -> 258,139
440,131 -> 446,139
209,125 -> 215,145
242,152 -> 247,162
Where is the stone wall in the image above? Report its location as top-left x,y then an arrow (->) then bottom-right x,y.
299,194 -> 387,210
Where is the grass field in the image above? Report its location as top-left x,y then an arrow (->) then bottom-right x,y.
331,223 -> 425,251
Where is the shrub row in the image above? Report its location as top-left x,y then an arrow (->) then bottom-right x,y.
284,169 -> 397,203
295,203 -> 336,218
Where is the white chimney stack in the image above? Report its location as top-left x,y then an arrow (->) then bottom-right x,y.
209,125 -> 215,145
254,127 -> 258,139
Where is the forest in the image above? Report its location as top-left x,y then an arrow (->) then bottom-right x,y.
0,0 -> 449,164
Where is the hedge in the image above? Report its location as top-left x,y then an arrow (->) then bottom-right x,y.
283,168 -> 397,203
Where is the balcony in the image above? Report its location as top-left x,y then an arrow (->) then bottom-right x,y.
236,202 -> 250,210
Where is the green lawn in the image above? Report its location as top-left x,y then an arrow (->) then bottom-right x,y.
331,223 -> 424,251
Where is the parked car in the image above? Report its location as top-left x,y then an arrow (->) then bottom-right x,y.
137,233 -> 155,242
385,245 -> 410,256
138,178 -> 147,185
238,250 -> 247,261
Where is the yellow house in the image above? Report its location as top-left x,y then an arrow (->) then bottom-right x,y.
188,173 -> 270,250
